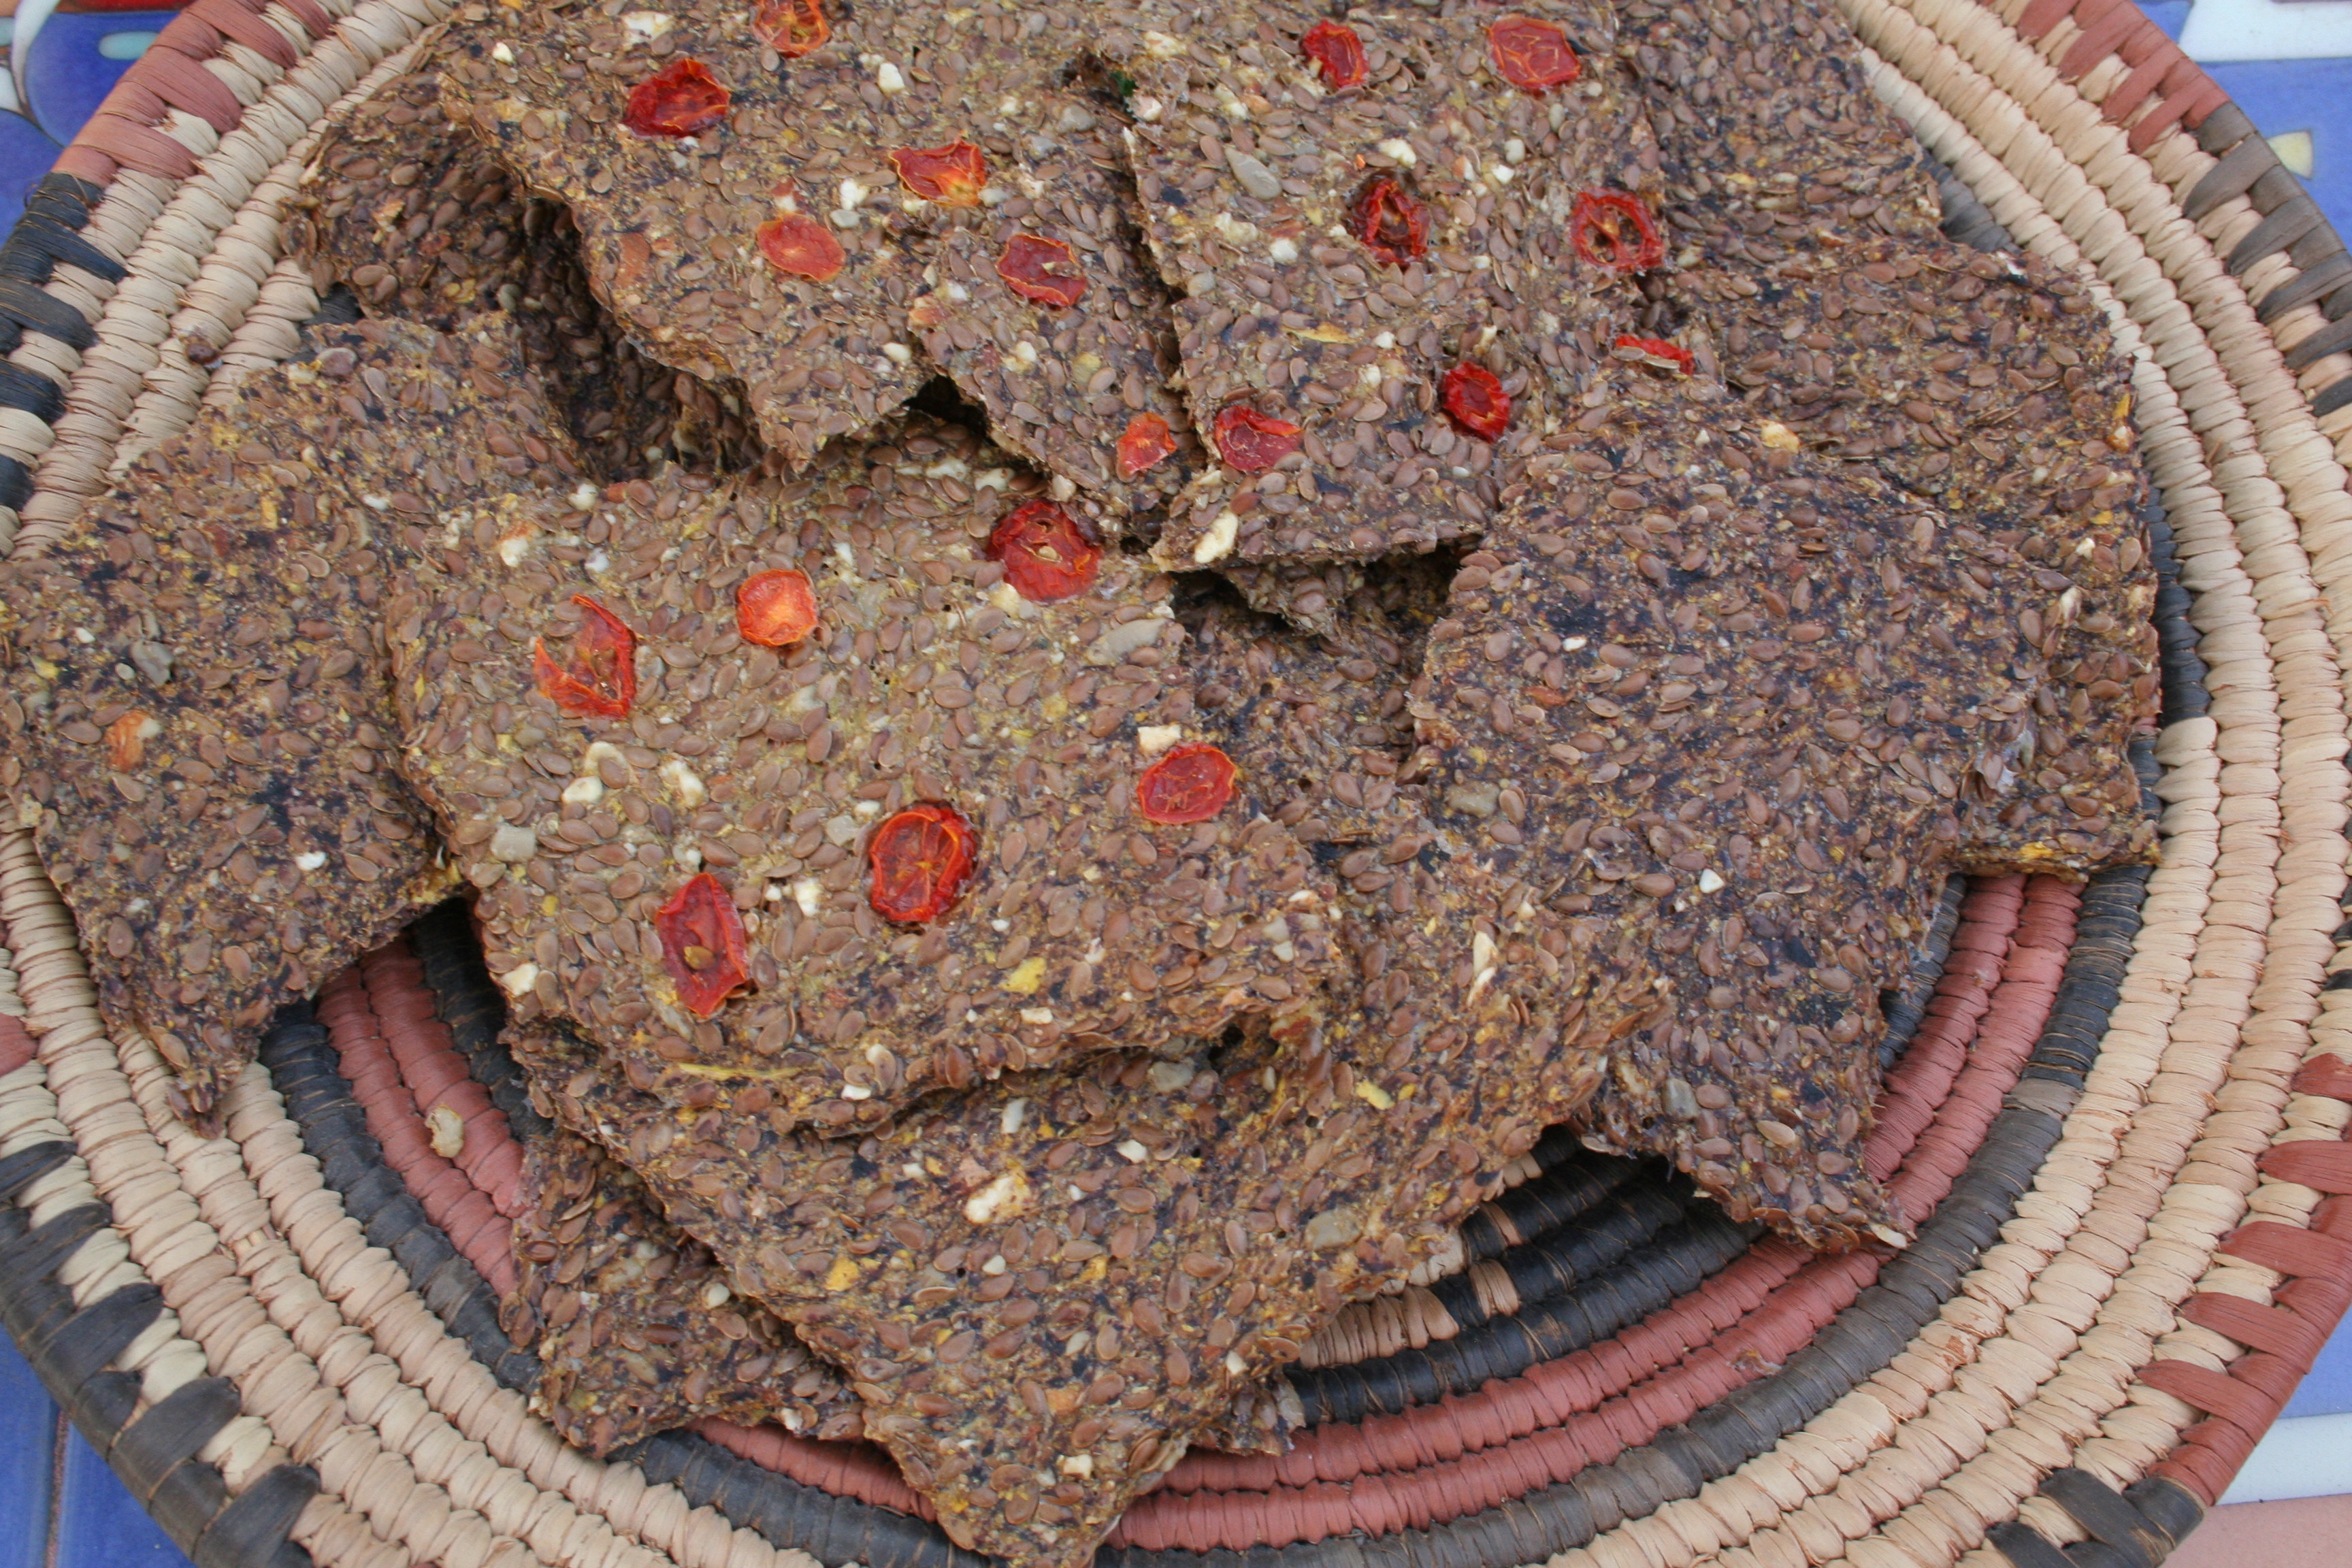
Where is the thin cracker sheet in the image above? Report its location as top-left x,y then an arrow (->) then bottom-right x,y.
1411,370 -> 2155,1242
911,86 -> 1207,519
1181,572 -> 1436,843
1113,0 -> 1659,575
0,316 -> 582,1117
512,1019 -> 1311,1561
1679,236 -> 2151,563
385,408 -> 1337,1133
1209,557 -> 1369,643
506,960 -> 1601,1568
285,48 -> 734,480
507,1120 -> 863,1452
502,829 -> 1693,1560
438,0 -> 1199,502
1616,0 -> 1945,250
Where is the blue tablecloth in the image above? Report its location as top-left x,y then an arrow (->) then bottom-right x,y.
1,0 -> 2349,1558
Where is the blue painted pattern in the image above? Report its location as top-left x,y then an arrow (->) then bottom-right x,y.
0,1329 -> 60,1568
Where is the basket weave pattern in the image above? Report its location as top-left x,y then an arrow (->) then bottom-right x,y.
2,0 -> 2352,1563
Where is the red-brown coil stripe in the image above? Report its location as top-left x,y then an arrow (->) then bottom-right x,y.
1867,874 -> 2027,1179
90,57 -> 242,136
0,1012 -> 34,1078
315,966 -> 517,1296
2155,1121 -> 2352,1502
182,0 -> 299,66
1885,878 -> 2078,1217
72,114 -> 197,180
1158,1240 -> 1814,1496
50,0 -> 334,186
698,1420 -> 935,1517
358,942 -> 525,1216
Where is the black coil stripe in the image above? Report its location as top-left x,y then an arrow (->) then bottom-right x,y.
258,1003 -> 540,1392
0,1142 -> 316,1567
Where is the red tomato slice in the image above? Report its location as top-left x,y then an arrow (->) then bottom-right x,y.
752,0 -> 827,57
1441,363 -> 1512,440
1137,744 -> 1239,825
997,233 -> 1088,308
532,595 -> 637,719
1213,405 -> 1303,473
624,58 -> 730,138
868,804 -> 977,924
1116,412 -> 1178,478
737,570 -> 819,645
1349,176 -> 1428,267
1300,19 -> 1367,91
891,141 -> 986,206
757,214 -> 845,282
1488,16 -> 1581,95
985,500 -> 1102,603
1572,191 -> 1665,273
655,872 -> 750,1017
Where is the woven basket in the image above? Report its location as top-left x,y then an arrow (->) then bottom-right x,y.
5,0 -> 2352,1565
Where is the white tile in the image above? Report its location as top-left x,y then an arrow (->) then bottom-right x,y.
2219,1411 -> 2352,1503
2178,0 -> 2352,63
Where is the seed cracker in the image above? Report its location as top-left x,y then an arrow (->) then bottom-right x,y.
506,987 -> 1545,1567
437,0 -> 1203,497
0,315 -> 578,1120
1207,557 -> 1369,642
1680,237 -> 2150,560
284,52 -> 734,480
1113,0 -> 1657,574
909,88 -> 1207,519
508,1120 -> 863,1452
1180,573 -> 1437,843
500,810 -> 1690,1563
1616,0 -> 1945,251
383,407 -> 1337,1134
1411,369 -> 2155,1242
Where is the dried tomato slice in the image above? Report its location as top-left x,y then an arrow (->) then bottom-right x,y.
890,141 -> 986,207
1614,334 -> 1695,374
1137,744 -> 1238,826
997,233 -> 1088,308
985,500 -> 1102,603
533,595 -> 637,719
1213,404 -> 1303,473
1300,19 -> 1368,91
623,58 -> 731,139
751,0 -> 826,56
1440,363 -> 1511,440
655,872 -> 750,1018
1488,16 -> 1581,94
757,213 -> 844,282
1572,191 -> 1665,274
1349,176 -> 1428,267
737,570 -> 819,645
1116,412 -> 1178,478
868,804 -> 977,924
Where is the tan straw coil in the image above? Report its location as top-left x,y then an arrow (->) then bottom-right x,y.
1,0 -> 2349,1563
